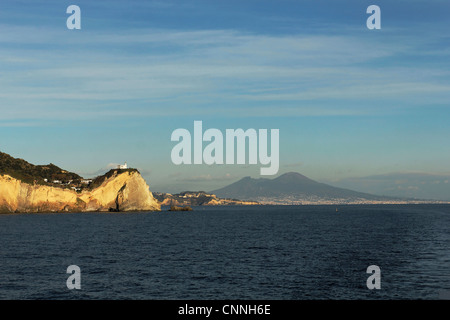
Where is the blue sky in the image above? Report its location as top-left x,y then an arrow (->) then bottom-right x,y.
0,0 -> 449,195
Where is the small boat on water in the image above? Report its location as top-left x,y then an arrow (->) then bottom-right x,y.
335,208 -> 338,212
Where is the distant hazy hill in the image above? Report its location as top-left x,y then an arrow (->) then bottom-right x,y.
211,172 -> 386,203
331,172 -> 450,201
0,151 -> 82,185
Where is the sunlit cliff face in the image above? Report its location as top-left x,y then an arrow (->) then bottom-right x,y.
0,171 -> 160,213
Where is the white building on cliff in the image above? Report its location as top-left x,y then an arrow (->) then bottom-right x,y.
118,162 -> 128,170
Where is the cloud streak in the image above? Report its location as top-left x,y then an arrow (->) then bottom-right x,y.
1,26 -> 449,122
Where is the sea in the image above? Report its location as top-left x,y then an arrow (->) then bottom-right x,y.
0,204 -> 449,300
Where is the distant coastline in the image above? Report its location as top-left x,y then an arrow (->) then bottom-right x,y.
1,150 -> 449,214
211,172 -> 450,205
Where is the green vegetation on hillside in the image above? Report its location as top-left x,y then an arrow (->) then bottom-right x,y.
0,151 -> 140,193
0,151 -> 82,185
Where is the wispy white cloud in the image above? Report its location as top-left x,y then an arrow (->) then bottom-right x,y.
1,26 -> 449,122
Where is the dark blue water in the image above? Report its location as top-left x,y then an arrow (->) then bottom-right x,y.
0,205 -> 449,300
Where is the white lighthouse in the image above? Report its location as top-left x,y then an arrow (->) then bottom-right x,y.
118,162 -> 128,170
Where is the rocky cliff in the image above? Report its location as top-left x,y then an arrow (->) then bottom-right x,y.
0,170 -> 161,213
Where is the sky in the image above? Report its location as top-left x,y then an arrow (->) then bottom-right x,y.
0,0 -> 449,196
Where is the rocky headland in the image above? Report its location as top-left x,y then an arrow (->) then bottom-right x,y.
0,151 -> 160,213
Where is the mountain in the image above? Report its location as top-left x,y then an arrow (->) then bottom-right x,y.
211,172 -> 402,204
0,151 -> 160,213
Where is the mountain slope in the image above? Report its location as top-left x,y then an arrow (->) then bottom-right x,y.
331,172 -> 450,201
211,172 -> 386,203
